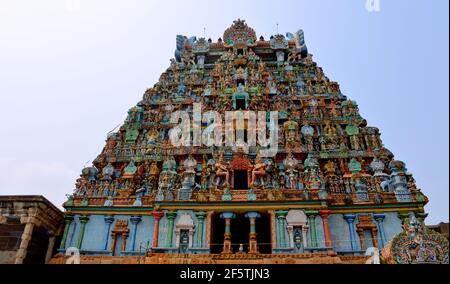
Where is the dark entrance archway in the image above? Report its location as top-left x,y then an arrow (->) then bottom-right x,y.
229,213 -> 250,253
209,212 -> 272,254
256,213 -> 272,254
210,213 -> 225,254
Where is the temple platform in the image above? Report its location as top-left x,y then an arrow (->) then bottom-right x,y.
49,252 -> 368,264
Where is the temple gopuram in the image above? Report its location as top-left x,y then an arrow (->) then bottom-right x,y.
51,20 -> 446,264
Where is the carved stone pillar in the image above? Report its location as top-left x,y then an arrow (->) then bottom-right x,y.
151,211 -> 164,248
220,212 -> 236,254
15,215 -> 41,264
245,212 -> 260,254
45,232 -> 56,264
319,210 -> 332,248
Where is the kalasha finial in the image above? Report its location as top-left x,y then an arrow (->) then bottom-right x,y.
233,19 -> 246,28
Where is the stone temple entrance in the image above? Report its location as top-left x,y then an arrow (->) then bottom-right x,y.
210,212 -> 271,254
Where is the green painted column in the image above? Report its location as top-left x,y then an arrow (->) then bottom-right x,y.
275,211 -> 288,248
165,211 -> 177,248
195,212 -> 207,248
59,215 -> 74,250
306,210 -> 319,248
76,216 -> 90,249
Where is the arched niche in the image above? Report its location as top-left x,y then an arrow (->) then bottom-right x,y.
175,214 -> 195,249
286,210 -> 308,250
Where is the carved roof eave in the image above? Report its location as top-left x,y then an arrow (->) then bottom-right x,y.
223,41 -> 257,49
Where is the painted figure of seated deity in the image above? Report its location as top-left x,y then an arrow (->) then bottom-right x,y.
122,161 -> 137,179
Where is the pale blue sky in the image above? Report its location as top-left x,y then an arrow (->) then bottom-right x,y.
0,0 -> 448,224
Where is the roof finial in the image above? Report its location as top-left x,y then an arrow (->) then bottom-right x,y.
203,27 -> 206,38
276,22 -> 279,35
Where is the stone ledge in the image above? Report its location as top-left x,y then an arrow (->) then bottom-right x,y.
49,252 -> 369,264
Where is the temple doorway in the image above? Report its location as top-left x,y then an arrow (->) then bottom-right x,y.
234,170 -> 248,189
210,214 -> 225,254
209,212 -> 272,254
256,213 -> 272,254
229,213 -> 250,253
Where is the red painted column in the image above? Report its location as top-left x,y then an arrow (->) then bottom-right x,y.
320,210 -> 332,248
151,211 -> 165,248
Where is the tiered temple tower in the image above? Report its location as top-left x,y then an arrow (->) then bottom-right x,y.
56,20 -> 430,264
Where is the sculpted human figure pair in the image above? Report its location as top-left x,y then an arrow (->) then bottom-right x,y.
214,153 -> 268,190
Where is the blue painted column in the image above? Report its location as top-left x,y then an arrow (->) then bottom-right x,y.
130,216 -> 142,251
373,214 -> 387,249
103,216 -> 115,251
343,214 -> 358,251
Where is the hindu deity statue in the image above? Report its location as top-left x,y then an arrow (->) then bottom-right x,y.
251,154 -> 267,189
101,162 -> 115,181
201,157 -> 216,190
75,177 -> 89,197
329,96 -> 341,117
182,155 -> 197,186
301,121 -> 315,151
214,153 -> 230,189
103,134 -> 118,156
323,160 -> 337,177
122,161 -> 137,179
343,100 -> 360,118
82,166 -> 98,183
156,156 -> 178,201
323,121 -> 338,149
181,50 -> 196,66
146,127 -> 161,146
345,124 -> 361,151
302,155 -> 322,197
283,116 -> 299,149
247,48 -> 259,64
267,75 -> 277,94
283,151 -> 300,190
